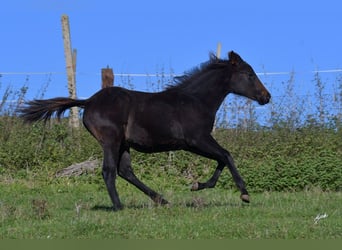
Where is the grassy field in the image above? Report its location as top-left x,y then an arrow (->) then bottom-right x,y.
0,173 -> 341,239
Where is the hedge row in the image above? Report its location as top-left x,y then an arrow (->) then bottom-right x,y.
0,117 -> 341,192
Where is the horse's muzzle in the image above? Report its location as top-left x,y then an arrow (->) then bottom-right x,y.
257,92 -> 271,105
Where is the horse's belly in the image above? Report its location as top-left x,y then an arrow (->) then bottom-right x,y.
125,126 -> 185,153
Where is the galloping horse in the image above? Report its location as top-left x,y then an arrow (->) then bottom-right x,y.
19,51 -> 271,210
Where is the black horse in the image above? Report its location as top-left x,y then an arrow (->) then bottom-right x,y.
19,51 -> 271,210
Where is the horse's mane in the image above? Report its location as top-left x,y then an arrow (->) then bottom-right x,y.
164,53 -> 230,93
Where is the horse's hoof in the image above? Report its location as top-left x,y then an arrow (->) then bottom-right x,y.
241,194 -> 250,203
154,196 -> 169,205
191,182 -> 199,191
113,205 -> 124,211
160,198 -> 169,205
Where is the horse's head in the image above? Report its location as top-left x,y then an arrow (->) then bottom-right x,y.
227,51 -> 271,105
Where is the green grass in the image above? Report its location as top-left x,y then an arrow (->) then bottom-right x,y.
0,174 -> 341,239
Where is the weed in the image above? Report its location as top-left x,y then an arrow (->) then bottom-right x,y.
31,199 -> 49,219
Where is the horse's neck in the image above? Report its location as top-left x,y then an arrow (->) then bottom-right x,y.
199,88 -> 229,114
190,75 -> 230,114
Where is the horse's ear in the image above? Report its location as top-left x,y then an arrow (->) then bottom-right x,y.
228,51 -> 242,66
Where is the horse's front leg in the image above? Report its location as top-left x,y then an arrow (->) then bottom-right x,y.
188,135 -> 250,203
191,162 -> 224,191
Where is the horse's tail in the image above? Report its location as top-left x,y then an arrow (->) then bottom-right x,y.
18,97 -> 87,123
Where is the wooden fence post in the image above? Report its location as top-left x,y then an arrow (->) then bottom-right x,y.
216,42 -> 222,59
212,42 -> 222,133
101,67 -> 114,88
61,14 -> 79,128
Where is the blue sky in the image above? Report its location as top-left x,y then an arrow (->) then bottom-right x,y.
1,0 -> 342,100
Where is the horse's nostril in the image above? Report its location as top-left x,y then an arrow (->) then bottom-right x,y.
264,92 -> 271,103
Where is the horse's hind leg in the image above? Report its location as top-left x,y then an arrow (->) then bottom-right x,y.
102,144 -> 123,211
118,150 -> 168,205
